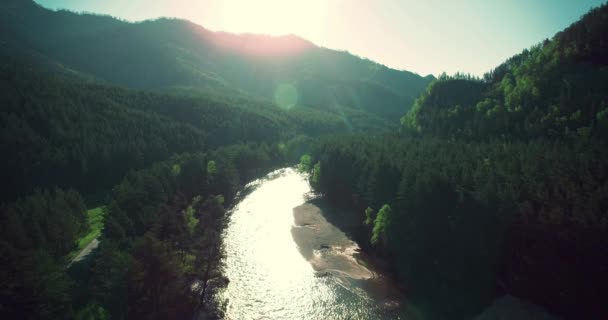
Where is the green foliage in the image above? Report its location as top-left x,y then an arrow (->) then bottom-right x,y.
0,188 -> 88,258
128,232 -> 195,319
371,204 -> 391,245
311,161 -> 322,188
207,160 -> 217,177
383,14 -> 608,317
388,15 -> 608,318
404,3 -> 608,143
0,60 -> 290,203
171,164 -> 182,176
401,78 -> 485,138
0,138 -> 286,318
214,195 -> 225,206
1,10 -> 345,314
298,154 -> 312,172
87,142 -> 285,319
0,246 -> 75,319
364,207 -> 375,225
2,2 -> 607,320
75,302 -> 108,320
90,241 -> 132,317
0,57 -> 401,205
311,134 -> 608,319
67,207 -> 106,261
183,205 -> 199,234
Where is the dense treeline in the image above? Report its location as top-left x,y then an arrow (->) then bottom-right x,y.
0,141 -> 290,319
0,58 -> 392,204
3,1 -> 607,320
403,3 -> 608,141
0,51 -> 357,318
91,143 -> 288,319
0,188 -> 88,318
310,135 -> 608,319
309,4 -> 608,320
1,61 -> 203,202
1,34 -> 377,316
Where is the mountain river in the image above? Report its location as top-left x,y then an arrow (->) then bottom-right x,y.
219,168 -> 403,320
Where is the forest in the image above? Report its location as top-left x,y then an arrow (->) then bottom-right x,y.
0,54 -> 325,318
1,0 -> 608,319
1,0 -> 433,124
0,142 -> 304,318
305,3 -> 608,320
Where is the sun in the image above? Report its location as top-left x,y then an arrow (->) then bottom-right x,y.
219,0 -> 328,38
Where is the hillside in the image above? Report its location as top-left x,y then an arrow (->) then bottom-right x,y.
402,3 -> 608,141
1,54 -> 403,205
2,1 -> 606,319
306,4 -> 608,320
1,0 -> 434,122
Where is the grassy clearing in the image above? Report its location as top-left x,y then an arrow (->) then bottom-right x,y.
67,207 -> 105,262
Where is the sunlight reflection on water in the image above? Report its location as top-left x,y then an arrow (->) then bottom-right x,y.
220,168 -> 402,320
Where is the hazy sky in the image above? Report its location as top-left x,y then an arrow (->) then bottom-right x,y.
35,0 -> 605,76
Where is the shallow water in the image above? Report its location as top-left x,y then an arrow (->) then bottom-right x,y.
220,168 -> 402,320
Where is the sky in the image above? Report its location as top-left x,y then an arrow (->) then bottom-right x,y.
35,0 -> 605,76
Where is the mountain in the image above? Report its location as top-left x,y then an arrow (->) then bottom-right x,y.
402,3 -> 608,141
0,2 -> 417,318
1,55 -> 402,204
1,0 -> 434,122
6,1 -> 607,319
0,0 -> 409,203
305,4 -> 608,320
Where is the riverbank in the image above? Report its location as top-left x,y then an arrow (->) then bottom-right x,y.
291,203 -> 402,308
222,168 -> 406,319
292,203 -> 373,279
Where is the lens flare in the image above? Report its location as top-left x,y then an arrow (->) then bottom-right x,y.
274,83 -> 299,109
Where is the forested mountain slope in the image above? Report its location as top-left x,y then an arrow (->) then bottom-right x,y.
306,4 -> 608,320
3,0 -> 606,319
1,0 -> 434,122
0,35 -> 339,320
311,135 -> 608,319
0,21 -> 398,315
402,3 -> 608,140
0,51 -> 399,204
0,1 -> 430,319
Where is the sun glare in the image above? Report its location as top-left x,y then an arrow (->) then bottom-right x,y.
220,0 -> 328,38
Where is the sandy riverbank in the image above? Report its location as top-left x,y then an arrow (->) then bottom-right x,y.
291,203 -> 375,280
291,202 -> 405,311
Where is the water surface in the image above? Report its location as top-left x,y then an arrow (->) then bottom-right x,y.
221,168 -> 402,320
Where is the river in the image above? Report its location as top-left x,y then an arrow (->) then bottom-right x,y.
219,168 -> 403,320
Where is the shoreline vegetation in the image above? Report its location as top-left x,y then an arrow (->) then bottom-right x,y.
1,1 -> 607,319
83,146 -> 302,320
298,4 -> 608,319
291,202 -> 403,309
0,141 -> 309,319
